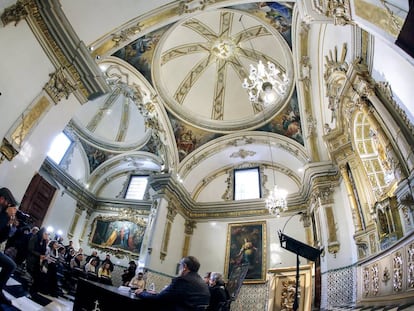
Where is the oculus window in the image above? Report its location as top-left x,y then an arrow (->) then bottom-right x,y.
234,167 -> 261,200
125,175 -> 148,200
47,132 -> 72,164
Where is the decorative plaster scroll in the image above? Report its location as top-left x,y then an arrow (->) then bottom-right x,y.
356,238 -> 369,259
306,116 -> 317,138
184,219 -> 196,235
326,0 -> 352,25
299,55 -> 312,91
324,43 -> 348,126
112,22 -> 143,48
393,251 -> 403,292
371,263 -> 379,296
382,266 -> 390,284
166,200 -> 178,222
229,148 -> 256,159
44,68 -> 77,104
227,136 -> 254,147
0,0 -> 28,26
177,0 -> 211,15
0,139 -> 18,163
379,0 -> 402,33
311,0 -> 352,25
408,243 -> 414,288
363,266 -> 370,296
222,169 -> 234,201
354,0 -> 404,37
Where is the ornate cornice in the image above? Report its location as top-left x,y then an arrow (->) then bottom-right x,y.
375,82 -> 414,150
1,0 -> 110,104
41,158 -> 152,214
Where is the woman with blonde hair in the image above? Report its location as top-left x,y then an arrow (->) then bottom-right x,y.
98,262 -> 112,285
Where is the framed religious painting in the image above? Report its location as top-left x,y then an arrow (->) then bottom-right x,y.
224,221 -> 267,284
89,215 -> 147,258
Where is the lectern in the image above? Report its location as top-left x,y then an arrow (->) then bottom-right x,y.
278,230 -> 322,311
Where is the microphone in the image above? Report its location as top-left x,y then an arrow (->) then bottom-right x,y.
281,211 -> 304,233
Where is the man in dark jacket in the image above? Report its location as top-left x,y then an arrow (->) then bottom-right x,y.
137,256 -> 210,311
0,187 -> 19,306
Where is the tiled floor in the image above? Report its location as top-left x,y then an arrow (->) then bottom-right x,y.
2,278 -> 73,311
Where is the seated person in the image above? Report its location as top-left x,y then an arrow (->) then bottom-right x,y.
85,257 -> 99,281
70,253 -> 85,278
136,256 -> 210,310
128,272 -> 146,290
98,262 -> 112,285
121,260 -> 137,286
207,272 -> 230,311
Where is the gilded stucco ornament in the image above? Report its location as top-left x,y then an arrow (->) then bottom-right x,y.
112,23 -> 143,48
393,251 -> 403,291
118,208 -> 148,226
356,238 -> 369,259
0,139 -> 18,163
177,0 -> 213,15
382,266 -> 390,284
184,219 -> 196,235
408,243 -> 414,288
326,0 -> 353,25
324,43 -> 349,127
299,56 -> 312,91
400,199 -> 413,227
0,0 -> 28,26
45,68 -> 77,104
229,149 -> 256,159
363,266 -> 370,296
371,263 -> 379,296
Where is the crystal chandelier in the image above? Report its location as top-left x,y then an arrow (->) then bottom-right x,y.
242,60 -> 289,106
266,185 -> 288,217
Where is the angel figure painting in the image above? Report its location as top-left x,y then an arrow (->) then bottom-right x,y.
225,221 -> 266,283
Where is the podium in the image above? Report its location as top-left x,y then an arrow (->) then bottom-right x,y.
278,231 -> 322,311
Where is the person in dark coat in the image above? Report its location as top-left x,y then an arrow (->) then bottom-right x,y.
26,227 -> 48,295
0,187 -> 19,306
207,272 -> 230,311
137,256 -> 210,311
121,260 -> 137,285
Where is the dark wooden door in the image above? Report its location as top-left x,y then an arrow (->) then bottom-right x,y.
19,173 -> 56,227
314,256 -> 321,310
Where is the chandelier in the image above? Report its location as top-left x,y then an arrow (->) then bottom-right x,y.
266,185 -> 288,217
242,60 -> 289,106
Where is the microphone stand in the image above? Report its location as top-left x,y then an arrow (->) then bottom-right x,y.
280,211 -> 303,311
281,211 -> 303,233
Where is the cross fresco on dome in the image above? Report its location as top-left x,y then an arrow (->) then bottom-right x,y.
112,2 -> 302,162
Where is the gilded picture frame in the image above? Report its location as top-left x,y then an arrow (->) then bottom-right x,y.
89,215 -> 147,258
224,221 -> 267,284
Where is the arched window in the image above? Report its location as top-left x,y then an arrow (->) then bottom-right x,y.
353,112 -> 390,200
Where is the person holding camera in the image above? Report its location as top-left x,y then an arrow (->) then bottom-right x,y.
0,187 -> 19,306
